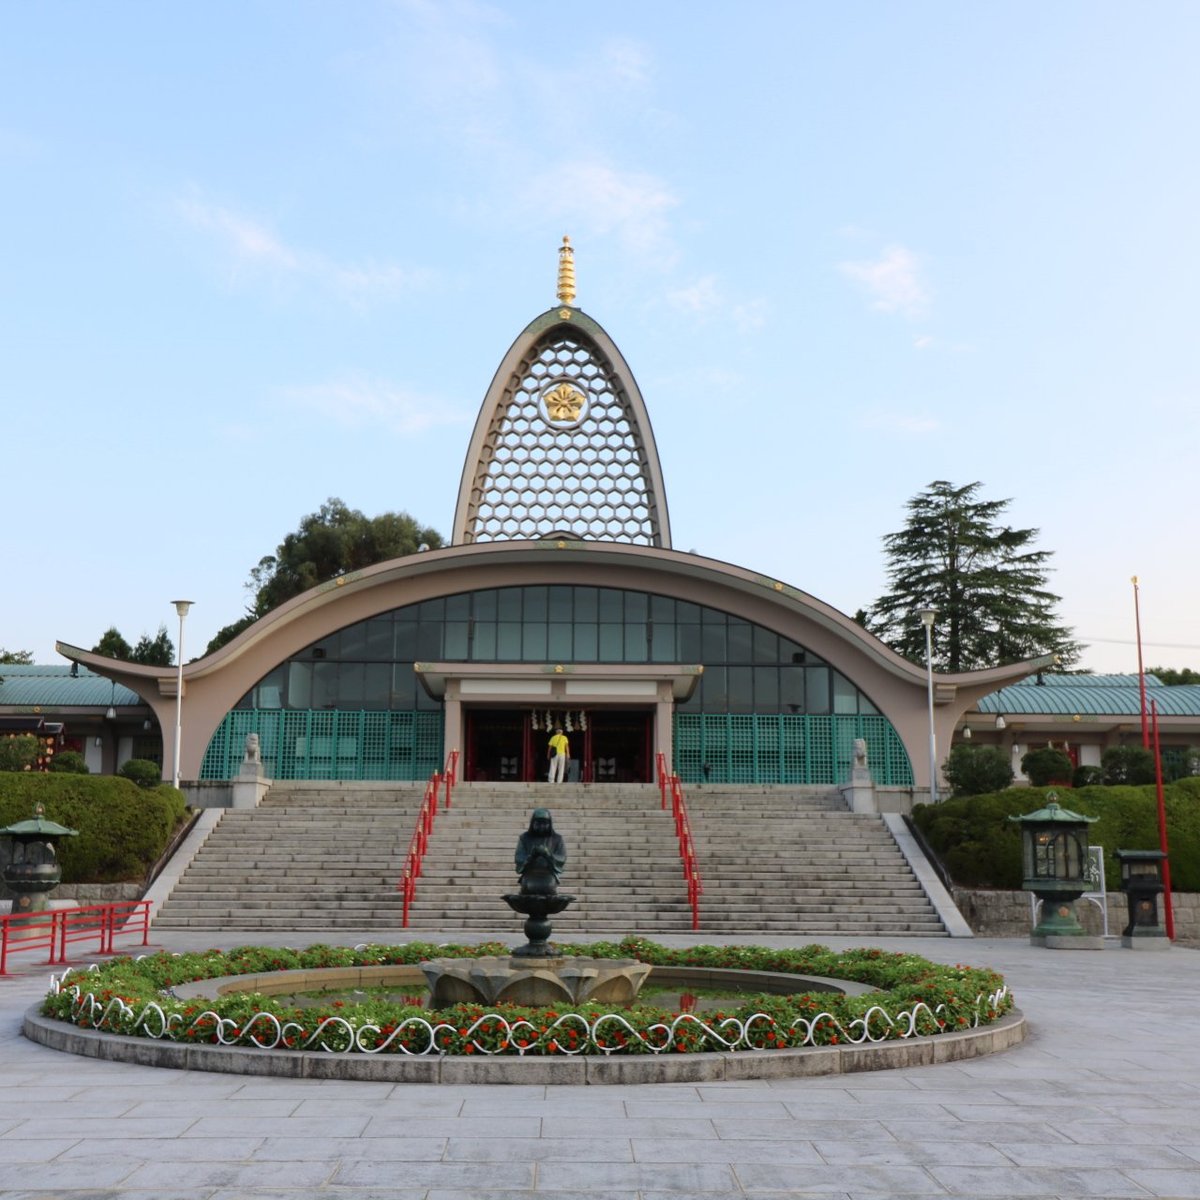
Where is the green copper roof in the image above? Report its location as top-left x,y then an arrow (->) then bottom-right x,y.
0,804 -> 78,838
1008,799 -> 1097,825
978,674 -> 1200,718
0,664 -> 146,708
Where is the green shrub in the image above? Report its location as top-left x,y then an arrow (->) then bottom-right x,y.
49,750 -> 89,774
943,744 -> 1014,797
1020,746 -> 1074,787
118,758 -> 162,788
913,792 -> 1024,887
0,774 -> 187,882
912,783 -> 1200,892
1072,764 -> 1103,788
1102,745 -> 1156,785
0,734 -> 40,772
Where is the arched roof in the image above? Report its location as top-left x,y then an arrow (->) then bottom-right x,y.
58,539 -> 1047,781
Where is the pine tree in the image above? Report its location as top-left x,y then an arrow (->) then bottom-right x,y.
93,627 -> 134,659
92,625 -> 174,665
130,625 -> 175,666
865,480 -> 1082,672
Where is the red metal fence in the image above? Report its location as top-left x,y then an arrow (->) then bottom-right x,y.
0,900 -> 151,976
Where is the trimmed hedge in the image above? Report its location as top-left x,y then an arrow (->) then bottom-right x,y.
0,774 -> 188,883
913,781 -> 1200,892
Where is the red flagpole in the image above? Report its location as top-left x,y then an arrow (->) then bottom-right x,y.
1133,576 -> 1149,749
1151,700 -> 1175,940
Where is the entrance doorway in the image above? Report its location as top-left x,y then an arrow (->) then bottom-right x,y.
587,710 -> 652,784
464,708 -> 653,783
464,710 -> 525,783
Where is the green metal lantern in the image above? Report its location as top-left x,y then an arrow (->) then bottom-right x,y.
0,803 -> 78,914
1009,794 -> 1098,942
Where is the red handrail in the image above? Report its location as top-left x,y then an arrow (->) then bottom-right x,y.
0,900 -> 151,976
657,755 -> 702,930
398,749 -> 459,927
442,748 -> 459,810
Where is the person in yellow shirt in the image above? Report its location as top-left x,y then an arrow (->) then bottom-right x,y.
547,727 -> 569,783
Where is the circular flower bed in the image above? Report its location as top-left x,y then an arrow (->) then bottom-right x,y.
42,938 -> 1013,1058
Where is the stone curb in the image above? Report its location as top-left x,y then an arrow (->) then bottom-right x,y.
22,1005 -> 1026,1084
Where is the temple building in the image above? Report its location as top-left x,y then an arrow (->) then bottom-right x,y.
58,240 -> 1049,796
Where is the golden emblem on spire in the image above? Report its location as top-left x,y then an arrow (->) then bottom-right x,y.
556,235 -> 576,307
541,381 -> 587,425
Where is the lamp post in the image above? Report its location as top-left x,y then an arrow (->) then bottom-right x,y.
917,608 -> 937,804
170,600 -> 193,790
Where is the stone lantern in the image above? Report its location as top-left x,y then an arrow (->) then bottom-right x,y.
1009,794 -> 1102,949
0,803 -> 78,915
1115,849 -> 1169,950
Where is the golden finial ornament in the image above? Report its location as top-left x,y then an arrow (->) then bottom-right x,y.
556,235 -> 576,307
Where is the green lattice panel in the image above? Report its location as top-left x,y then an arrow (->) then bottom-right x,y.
672,713 -> 913,787
673,715 -> 704,781
200,710 -> 444,782
862,715 -> 915,786
726,715 -> 755,782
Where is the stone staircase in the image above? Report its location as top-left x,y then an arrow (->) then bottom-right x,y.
686,787 -> 947,936
153,783 -> 423,931
153,780 -> 949,937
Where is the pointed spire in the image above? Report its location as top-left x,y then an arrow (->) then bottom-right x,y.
556,235 -> 576,306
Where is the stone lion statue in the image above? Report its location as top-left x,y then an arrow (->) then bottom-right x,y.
243,732 -> 261,765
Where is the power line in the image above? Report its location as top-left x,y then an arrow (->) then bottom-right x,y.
1082,636 -> 1200,650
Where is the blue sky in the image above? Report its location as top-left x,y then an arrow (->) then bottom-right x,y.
3,1 -> 1197,673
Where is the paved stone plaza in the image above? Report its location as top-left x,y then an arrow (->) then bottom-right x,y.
1,929 -> 1198,1199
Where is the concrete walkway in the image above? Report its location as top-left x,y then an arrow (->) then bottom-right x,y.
1,928 -> 1198,1199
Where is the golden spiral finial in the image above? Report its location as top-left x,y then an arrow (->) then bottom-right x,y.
556,235 -> 576,306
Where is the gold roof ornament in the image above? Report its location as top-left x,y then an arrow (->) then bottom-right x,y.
556,235 -> 576,307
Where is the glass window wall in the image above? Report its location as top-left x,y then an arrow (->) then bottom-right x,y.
235,585 -> 886,717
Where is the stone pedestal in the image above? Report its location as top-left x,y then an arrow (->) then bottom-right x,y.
231,735 -> 270,809
840,765 -> 877,814
1121,934 -> 1171,950
1032,933 -> 1105,950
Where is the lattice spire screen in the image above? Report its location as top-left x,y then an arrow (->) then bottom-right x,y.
461,329 -> 667,545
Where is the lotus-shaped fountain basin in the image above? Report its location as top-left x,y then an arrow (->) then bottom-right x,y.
420,955 -> 652,1008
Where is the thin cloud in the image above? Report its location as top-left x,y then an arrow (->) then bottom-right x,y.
838,245 -> 931,318
178,198 -> 299,270
176,196 -> 431,300
732,299 -> 769,334
914,335 -> 935,350
526,160 -> 680,257
600,37 -> 652,87
668,275 -> 721,314
668,276 -> 768,332
279,375 -> 468,435
373,8 -> 684,265
856,410 -> 941,434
